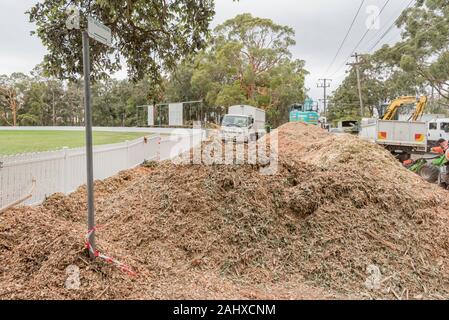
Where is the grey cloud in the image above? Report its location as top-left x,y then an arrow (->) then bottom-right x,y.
0,0 -> 411,106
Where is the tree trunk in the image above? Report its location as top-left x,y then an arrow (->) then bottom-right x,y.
11,99 -> 17,127
52,90 -> 56,126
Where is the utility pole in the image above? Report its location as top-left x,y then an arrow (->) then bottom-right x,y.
317,79 -> 332,117
347,53 -> 364,117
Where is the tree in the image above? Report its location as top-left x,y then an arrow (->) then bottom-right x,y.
91,78 -> 151,126
0,68 -> 159,127
347,1 -> 449,103
0,73 -> 29,126
165,60 -> 200,103
27,0 -> 215,83
329,50 -> 428,123
213,13 -> 297,101
0,82 -> 19,126
262,59 -> 307,126
63,81 -> 84,125
167,14 -> 307,126
330,1 -> 449,121
390,0 -> 449,100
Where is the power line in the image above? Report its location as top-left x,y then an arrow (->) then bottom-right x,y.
330,0 -> 416,95
375,27 -> 402,48
384,16 -> 437,55
367,0 -> 415,53
330,0 -> 392,77
367,24 -> 397,53
349,0 -> 392,57
323,0 -> 366,77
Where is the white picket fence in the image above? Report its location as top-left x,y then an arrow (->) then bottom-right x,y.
0,131 -> 203,208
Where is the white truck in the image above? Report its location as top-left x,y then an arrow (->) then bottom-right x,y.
360,119 -> 428,162
427,118 -> 449,147
220,105 -> 266,142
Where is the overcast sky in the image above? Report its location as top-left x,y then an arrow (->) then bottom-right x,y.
0,0 -> 413,107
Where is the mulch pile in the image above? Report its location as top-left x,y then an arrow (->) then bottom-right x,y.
1,123 -> 449,300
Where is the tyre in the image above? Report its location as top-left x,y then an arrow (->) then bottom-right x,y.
418,164 -> 440,183
438,182 -> 448,190
395,153 -> 411,163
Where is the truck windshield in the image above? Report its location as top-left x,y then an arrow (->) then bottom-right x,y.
441,123 -> 449,133
342,121 -> 358,127
222,116 -> 249,128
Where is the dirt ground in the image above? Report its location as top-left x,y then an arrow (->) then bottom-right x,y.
1,123 -> 449,300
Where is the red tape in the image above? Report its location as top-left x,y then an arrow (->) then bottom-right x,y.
85,227 -> 137,277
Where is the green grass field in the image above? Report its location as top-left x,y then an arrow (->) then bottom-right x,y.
0,130 -> 150,155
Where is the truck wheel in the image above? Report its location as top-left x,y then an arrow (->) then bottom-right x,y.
438,182 -> 448,190
418,164 -> 439,183
395,153 -> 411,163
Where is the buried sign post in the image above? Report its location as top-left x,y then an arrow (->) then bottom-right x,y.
68,12 -> 112,258
82,29 -> 96,258
83,17 -> 112,258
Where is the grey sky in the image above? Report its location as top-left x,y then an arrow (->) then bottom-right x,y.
0,0 -> 413,107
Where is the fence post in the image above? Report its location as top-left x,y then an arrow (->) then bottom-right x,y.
157,135 -> 161,161
125,140 -> 130,167
62,147 -> 69,193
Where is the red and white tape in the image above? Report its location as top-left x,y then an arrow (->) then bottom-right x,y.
85,227 -> 137,276
157,136 -> 161,161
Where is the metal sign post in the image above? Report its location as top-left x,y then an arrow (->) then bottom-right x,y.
82,30 -> 96,258
68,14 -> 112,259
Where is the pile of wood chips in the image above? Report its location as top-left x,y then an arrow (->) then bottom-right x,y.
1,123 -> 448,300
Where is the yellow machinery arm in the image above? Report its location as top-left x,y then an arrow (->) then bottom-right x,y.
382,96 -> 428,121
410,96 -> 428,122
